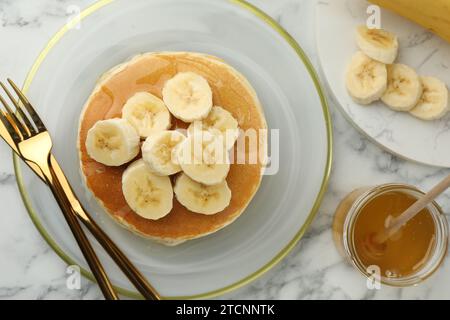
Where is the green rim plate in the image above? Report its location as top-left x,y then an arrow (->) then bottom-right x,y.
14,0 -> 333,299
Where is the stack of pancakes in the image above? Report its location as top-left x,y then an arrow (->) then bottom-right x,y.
78,52 -> 267,245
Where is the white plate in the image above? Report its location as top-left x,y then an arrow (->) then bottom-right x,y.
316,0 -> 450,167
15,0 -> 332,299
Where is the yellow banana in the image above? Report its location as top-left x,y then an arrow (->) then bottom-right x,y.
369,0 -> 450,44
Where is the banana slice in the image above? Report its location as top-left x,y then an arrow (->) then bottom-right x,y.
178,131 -> 230,186
86,118 -> 140,166
122,92 -> 171,138
174,173 -> 231,215
122,159 -> 173,220
142,130 -> 186,176
162,72 -> 213,122
409,76 -> 449,121
188,106 -> 239,150
381,64 -> 423,111
356,26 -> 399,64
346,51 -> 387,105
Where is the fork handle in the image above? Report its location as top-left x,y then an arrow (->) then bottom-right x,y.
49,155 -> 161,300
39,161 -> 119,300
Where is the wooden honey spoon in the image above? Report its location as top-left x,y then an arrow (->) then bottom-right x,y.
365,174 -> 450,254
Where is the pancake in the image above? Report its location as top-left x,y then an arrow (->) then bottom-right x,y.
78,52 -> 267,245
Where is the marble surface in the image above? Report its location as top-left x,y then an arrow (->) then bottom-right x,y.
0,0 -> 449,300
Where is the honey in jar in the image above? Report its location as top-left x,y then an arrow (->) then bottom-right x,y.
333,184 -> 448,286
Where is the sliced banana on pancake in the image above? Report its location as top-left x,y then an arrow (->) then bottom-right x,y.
356,26 -> 399,64
122,92 -> 171,138
188,106 -> 239,150
122,159 -> 173,220
174,173 -> 231,215
382,64 -> 423,111
346,51 -> 387,105
162,72 -> 213,122
142,130 -> 186,176
409,76 -> 449,120
86,118 -> 140,166
178,131 -> 230,186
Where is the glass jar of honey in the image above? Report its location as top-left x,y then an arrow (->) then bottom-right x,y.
333,183 -> 448,286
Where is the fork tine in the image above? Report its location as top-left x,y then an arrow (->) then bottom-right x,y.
7,79 -> 46,132
0,91 -> 28,139
0,82 -> 36,136
0,109 -> 21,144
0,109 -> 19,154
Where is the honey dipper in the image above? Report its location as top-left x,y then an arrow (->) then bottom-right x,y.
369,174 -> 450,249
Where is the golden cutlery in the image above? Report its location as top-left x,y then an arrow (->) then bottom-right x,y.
0,79 -> 160,300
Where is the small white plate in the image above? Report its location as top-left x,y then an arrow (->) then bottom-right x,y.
316,0 -> 450,167
15,0 -> 332,299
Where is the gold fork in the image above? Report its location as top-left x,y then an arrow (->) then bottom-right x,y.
0,79 -> 161,300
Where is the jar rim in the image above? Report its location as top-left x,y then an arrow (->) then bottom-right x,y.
342,183 -> 449,287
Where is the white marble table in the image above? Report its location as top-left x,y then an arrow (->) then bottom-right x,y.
0,0 -> 449,300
